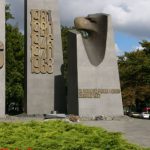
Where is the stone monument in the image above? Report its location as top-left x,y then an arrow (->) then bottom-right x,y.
0,0 -> 5,117
25,0 -> 65,114
67,13 -> 123,117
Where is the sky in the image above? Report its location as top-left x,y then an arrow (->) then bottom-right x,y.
6,0 -> 150,55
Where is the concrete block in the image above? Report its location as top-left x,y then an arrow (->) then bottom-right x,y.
25,0 -> 65,114
0,0 -> 5,117
67,14 -> 123,117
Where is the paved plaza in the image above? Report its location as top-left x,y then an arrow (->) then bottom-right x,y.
82,118 -> 150,147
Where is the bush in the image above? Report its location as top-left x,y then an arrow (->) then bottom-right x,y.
0,120 -> 149,150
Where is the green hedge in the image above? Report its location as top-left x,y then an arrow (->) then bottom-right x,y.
0,120 -> 149,150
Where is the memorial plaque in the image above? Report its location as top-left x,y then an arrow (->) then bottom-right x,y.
0,0 -> 5,117
25,0 -> 65,114
67,14 -> 123,117
30,9 -> 54,74
78,89 -> 121,98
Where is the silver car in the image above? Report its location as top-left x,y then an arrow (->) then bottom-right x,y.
141,112 -> 150,119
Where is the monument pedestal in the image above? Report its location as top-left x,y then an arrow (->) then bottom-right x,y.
0,0 -> 5,117
67,14 -> 123,117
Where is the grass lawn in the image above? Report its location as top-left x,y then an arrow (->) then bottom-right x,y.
0,120 -> 149,150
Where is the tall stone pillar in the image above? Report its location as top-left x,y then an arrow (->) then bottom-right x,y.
0,0 -> 5,117
25,0 -> 65,114
67,14 -> 123,117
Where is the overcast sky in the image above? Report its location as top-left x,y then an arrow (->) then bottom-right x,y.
6,0 -> 150,54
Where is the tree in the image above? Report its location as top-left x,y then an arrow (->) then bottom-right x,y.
61,26 -> 73,83
5,4 -> 14,21
6,5 -> 24,114
118,41 -> 150,111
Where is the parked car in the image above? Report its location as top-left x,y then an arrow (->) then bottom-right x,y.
128,112 -> 140,118
140,112 -> 150,119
